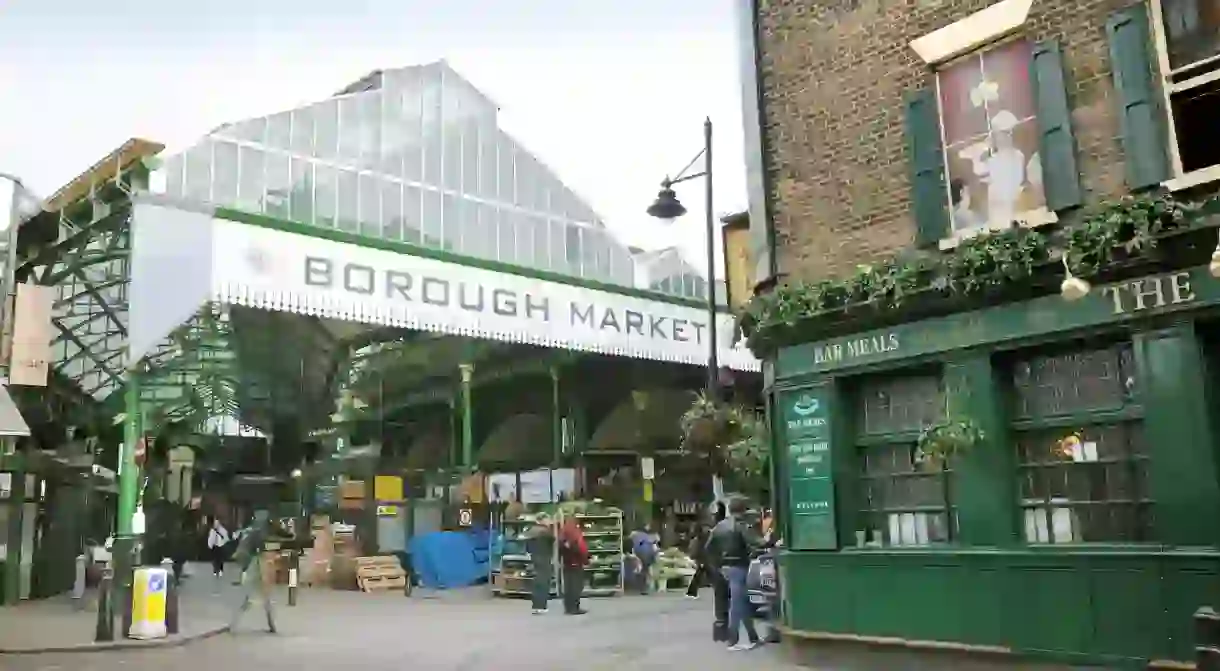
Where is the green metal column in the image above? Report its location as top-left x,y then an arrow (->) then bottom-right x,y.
112,371 -> 142,628
550,365 -> 562,465
459,364 -> 474,469
3,462 -> 25,605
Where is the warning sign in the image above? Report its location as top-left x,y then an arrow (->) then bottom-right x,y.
458,508 -> 473,527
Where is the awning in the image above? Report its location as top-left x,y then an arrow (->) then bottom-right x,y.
0,384 -> 31,437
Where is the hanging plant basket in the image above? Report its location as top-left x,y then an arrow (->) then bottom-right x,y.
915,418 -> 985,470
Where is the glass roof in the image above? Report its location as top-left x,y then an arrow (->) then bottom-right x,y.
155,61 -> 712,300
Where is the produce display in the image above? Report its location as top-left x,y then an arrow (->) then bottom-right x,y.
654,547 -> 697,589
491,518 -> 557,597
559,506 -> 624,597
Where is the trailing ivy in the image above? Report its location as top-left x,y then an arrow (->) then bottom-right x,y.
737,192 -> 1220,357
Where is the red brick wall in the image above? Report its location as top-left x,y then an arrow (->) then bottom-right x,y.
757,0 -> 1138,282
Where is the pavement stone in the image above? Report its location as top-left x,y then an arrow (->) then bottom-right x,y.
0,586 -> 811,671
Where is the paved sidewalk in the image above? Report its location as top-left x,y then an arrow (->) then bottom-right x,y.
0,563 -> 240,654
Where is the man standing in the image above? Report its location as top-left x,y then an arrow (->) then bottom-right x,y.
524,513 -> 556,615
558,516 -> 589,615
228,510 -> 277,634
706,497 -> 762,651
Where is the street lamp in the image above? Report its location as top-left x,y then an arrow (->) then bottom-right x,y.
645,118 -> 719,400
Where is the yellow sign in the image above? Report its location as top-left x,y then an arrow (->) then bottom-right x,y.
374,475 -> 404,502
643,480 -> 653,503
128,567 -> 167,640
376,505 -> 398,517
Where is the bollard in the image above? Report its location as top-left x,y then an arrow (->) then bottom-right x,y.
288,551 -> 299,607
1196,607 -> 1220,671
94,568 -> 114,642
165,569 -> 180,635
72,554 -> 87,610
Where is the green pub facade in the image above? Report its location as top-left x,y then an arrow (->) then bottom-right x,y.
735,0 -> 1220,665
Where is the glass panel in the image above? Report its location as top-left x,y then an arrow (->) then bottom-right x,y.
421,72 -> 442,187
858,375 -> 943,436
359,92 -> 382,170
335,169 -> 359,232
403,185 -> 422,244
471,202 -> 496,259
1012,344 -> 1136,419
337,96 -> 362,166
381,180 -> 403,241
289,160 -> 313,224
497,136 -> 516,203
207,140 -> 236,199
264,153 -> 291,218
237,146 -> 266,212
184,142 -> 212,201
530,215 -> 549,270
358,174 -> 381,237
290,107 -> 314,155
459,197 -> 480,255
314,164 -> 338,228
509,210 -> 531,266
231,117 -> 267,143
857,442 -> 955,546
495,209 -> 514,264
516,154 -> 535,210
314,100 -> 339,161
266,112 -> 292,149
462,120 -> 479,194
422,188 -> 442,247
479,120 -> 497,199
548,220 -> 566,272
565,225 -> 582,273
441,193 -> 460,250
1161,0 -> 1220,70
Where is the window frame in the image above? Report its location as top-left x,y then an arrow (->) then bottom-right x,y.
1005,341 -> 1154,546
1147,0 -> 1220,191
930,35 -> 1059,250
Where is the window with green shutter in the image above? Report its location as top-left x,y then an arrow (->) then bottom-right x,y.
1106,4 -> 1172,190
904,38 -> 1082,248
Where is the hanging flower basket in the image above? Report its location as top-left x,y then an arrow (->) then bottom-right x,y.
915,418 -> 985,470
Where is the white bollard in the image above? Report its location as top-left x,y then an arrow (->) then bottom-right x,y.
72,554 -> 87,608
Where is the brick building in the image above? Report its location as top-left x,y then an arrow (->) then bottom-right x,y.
733,0 -> 1220,666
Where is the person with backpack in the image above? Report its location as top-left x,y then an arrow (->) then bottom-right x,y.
705,497 -> 763,651
558,517 -> 589,615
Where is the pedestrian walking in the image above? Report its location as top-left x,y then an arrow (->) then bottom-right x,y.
706,497 -> 762,651
629,521 -> 659,594
207,518 -> 231,577
685,522 -> 710,599
524,513 -> 556,615
558,516 -> 589,615
228,510 -> 277,634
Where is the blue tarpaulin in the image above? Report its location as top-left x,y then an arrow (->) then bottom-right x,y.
408,528 -> 490,589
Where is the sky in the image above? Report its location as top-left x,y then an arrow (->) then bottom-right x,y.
0,0 -> 747,274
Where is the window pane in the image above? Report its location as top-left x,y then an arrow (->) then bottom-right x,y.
496,209 -> 514,263
337,96 -> 362,166
184,143 -> 212,201
289,160 -> 313,224
421,74 -> 442,187
1012,344 -> 1136,419
314,164 -> 338,228
264,153 -> 290,218
422,188 -> 442,247
530,215 -> 549,270
358,174 -> 381,237
462,120 -> 479,194
403,185 -> 422,244
164,155 -> 184,197
441,193 -> 460,250
237,146 -> 266,212
479,120 -> 497,199
1160,0 -> 1220,70
335,169 -> 359,233
381,180 -> 403,241
212,141 -> 238,204
857,375 -> 943,436
266,112 -> 292,150
291,107 -> 314,155
509,210 -> 531,265
497,137 -> 515,203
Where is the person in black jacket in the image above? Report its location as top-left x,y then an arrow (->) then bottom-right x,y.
705,497 -> 762,651
685,523 -> 709,599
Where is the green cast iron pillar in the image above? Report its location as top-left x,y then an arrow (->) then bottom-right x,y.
459,364 -> 474,470
112,371 -> 143,629
550,365 -> 562,466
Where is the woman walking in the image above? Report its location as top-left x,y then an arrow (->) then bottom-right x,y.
558,517 -> 589,615
207,517 -> 231,577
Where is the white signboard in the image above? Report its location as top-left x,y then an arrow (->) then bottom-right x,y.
207,216 -> 759,371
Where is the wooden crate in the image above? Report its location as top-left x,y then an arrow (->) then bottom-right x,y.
355,556 -> 408,594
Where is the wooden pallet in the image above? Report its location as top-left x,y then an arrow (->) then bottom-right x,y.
355,556 -> 408,594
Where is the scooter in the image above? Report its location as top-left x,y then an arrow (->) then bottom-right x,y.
746,546 -> 782,643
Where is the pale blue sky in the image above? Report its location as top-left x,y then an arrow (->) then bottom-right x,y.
0,0 -> 746,269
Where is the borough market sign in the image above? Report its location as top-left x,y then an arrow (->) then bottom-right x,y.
208,216 -> 759,371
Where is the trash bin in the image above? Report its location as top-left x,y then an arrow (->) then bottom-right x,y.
128,566 -> 169,640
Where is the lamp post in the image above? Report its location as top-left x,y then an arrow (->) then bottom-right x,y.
645,118 -> 719,401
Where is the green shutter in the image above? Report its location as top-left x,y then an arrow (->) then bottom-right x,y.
1106,3 -> 1171,190
1029,40 -> 1084,211
904,88 -> 950,247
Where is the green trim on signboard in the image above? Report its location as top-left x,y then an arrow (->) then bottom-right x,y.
776,383 -> 837,550
776,265 -> 1220,381
213,206 -> 728,313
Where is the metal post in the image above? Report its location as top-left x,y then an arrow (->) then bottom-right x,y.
702,118 -> 719,401
550,365 -> 561,501
113,371 -> 142,638
459,364 -> 474,469
95,567 -> 115,642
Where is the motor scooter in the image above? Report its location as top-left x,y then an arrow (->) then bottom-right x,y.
746,545 -> 782,643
